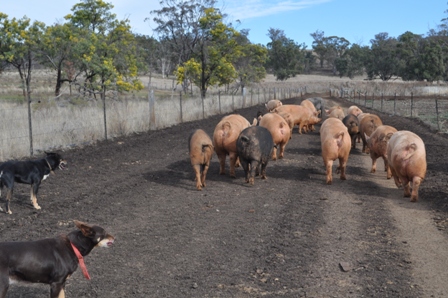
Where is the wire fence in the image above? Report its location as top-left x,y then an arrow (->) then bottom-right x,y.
336,89 -> 448,133
0,86 -> 304,161
0,79 -> 447,161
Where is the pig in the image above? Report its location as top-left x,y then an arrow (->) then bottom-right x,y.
236,126 -> 274,185
300,99 -> 320,131
265,99 -> 282,112
342,114 -> 360,149
359,114 -> 383,153
213,114 -> 251,178
258,113 -> 291,160
307,97 -> 325,119
347,105 -> 363,116
365,125 -> 397,179
188,129 -> 214,190
273,104 -> 321,134
326,106 -> 345,120
355,113 -> 371,144
386,130 -> 427,202
320,118 -> 352,184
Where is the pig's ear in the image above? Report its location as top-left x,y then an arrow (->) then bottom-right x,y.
241,136 -> 250,143
252,118 -> 258,126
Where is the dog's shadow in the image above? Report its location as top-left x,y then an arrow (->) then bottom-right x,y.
0,188 -> 36,211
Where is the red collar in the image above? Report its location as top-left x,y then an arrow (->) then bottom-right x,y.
70,242 -> 91,280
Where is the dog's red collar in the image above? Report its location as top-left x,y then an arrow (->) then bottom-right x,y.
70,242 -> 91,280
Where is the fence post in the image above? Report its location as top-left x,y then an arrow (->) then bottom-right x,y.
381,93 -> 383,112
232,93 -> 235,112
258,88 -> 260,104
410,92 -> 413,117
394,93 -> 397,115
372,93 -> 374,108
179,91 -> 183,123
436,98 -> 440,131
102,94 -> 107,140
364,92 -> 367,106
149,89 -> 155,129
219,91 -> 221,114
27,96 -> 33,156
274,87 -> 276,100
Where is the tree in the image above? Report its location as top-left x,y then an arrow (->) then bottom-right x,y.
335,43 -> 369,78
38,23 -> 80,96
233,29 -> 267,92
322,36 -> 350,74
0,14 -> 45,101
310,30 -> 326,68
266,28 -> 305,81
365,32 -> 400,81
150,0 -> 216,67
65,0 -> 143,99
174,8 -> 241,98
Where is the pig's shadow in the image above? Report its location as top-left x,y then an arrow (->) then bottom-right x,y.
142,158 -> 242,190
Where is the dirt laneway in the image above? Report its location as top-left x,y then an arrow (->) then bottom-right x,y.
1,96 -> 448,298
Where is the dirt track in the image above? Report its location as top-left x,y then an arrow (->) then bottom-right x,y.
1,95 -> 448,298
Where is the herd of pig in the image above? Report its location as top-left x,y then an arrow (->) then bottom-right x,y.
188,97 -> 427,202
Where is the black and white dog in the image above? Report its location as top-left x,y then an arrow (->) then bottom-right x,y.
0,152 -> 67,214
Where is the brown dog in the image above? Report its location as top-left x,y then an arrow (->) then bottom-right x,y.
0,220 -> 114,297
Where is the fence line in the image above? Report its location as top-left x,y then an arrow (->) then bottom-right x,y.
337,90 -> 448,133
0,87 -> 303,161
0,82 -> 447,161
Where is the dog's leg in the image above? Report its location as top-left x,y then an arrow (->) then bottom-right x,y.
0,270 -> 9,298
50,283 -> 65,298
5,189 -> 12,214
30,185 -> 41,210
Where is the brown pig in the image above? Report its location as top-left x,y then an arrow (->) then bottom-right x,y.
188,129 -> 214,190
359,114 -> 383,153
386,130 -> 427,202
326,106 -> 345,120
365,125 -> 397,179
259,113 -> 291,160
213,114 -> 251,178
320,118 -> 352,184
300,99 -> 320,131
273,104 -> 320,134
265,99 -> 282,112
347,105 -> 363,116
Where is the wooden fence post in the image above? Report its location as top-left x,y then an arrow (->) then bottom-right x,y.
218,91 -> 221,114
436,98 -> 440,131
149,89 -> 155,129
179,91 -> 183,123
411,92 -> 413,117
394,93 -> 397,115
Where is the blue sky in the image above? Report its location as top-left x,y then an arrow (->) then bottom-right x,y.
1,0 -> 446,48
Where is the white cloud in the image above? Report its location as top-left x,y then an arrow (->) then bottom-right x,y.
219,0 -> 332,21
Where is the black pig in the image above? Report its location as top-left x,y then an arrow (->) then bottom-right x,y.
236,126 -> 274,185
342,114 -> 360,149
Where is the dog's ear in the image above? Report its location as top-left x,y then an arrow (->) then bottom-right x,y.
74,220 -> 95,237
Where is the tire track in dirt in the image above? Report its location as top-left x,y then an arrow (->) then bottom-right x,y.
361,154 -> 448,298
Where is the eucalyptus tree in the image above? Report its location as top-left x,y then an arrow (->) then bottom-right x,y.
365,32 -> 400,81
0,14 -> 45,101
334,43 -> 369,78
174,7 -> 241,98
233,29 -> 267,92
65,0 -> 143,100
38,23 -> 80,96
266,28 -> 305,81
310,30 -> 327,68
